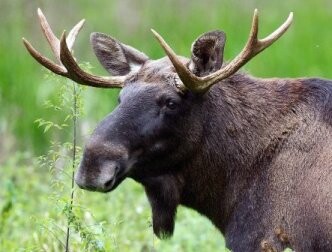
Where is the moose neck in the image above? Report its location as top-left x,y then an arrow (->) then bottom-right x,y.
142,73 -> 305,237
179,73 -> 304,231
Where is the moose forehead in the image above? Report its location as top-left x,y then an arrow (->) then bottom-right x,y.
125,56 -> 189,86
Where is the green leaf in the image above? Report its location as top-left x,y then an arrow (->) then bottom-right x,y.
44,123 -> 53,133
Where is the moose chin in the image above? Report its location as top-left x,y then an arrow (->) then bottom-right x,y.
24,9 -> 332,251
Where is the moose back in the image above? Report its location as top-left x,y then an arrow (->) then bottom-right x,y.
24,9 -> 332,251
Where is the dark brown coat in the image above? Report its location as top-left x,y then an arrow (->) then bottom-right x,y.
23,11 -> 332,250
74,30 -> 332,251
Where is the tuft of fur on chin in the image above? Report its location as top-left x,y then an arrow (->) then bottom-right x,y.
142,174 -> 183,238
151,201 -> 177,239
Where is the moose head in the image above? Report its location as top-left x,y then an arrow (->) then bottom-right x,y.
23,9 -> 296,241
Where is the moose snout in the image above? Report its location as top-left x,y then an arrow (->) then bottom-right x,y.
75,139 -> 131,192
75,160 -> 122,193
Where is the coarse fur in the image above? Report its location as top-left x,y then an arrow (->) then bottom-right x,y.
75,31 -> 332,251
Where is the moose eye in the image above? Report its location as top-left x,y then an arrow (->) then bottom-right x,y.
165,99 -> 178,110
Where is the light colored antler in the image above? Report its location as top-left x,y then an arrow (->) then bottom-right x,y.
23,8 -> 124,88
152,9 -> 293,93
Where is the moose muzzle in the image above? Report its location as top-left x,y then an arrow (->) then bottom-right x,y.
75,138 -> 129,193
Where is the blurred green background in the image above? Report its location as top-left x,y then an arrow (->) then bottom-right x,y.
0,0 -> 331,251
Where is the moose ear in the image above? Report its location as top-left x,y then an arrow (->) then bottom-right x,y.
188,30 -> 226,77
90,32 -> 149,76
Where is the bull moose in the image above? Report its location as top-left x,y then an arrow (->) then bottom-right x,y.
23,9 -> 332,251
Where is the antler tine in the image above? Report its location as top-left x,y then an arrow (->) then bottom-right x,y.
38,8 -> 85,64
22,38 -> 67,75
246,9 -> 259,51
259,11 -> 293,49
23,9 -> 124,88
60,32 -> 125,88
67,19 -> 85,51
152,10 -> 293,93
37,8 -> 62,65
22,8 -> 70,76
151,29 -> 202,91
243,9 -> 294,57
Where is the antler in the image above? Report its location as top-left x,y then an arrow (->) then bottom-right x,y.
152,9 -> 293,93
22,8 -> 124,88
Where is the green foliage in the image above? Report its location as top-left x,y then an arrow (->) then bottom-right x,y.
0,70 -> 227,251
1,0 -> 331,251
0,180 -> 16,236
0,151 -> 228,251
1,0 -> 332,154
32,72 -> 108,251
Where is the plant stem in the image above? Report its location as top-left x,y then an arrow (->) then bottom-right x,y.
65,83 -> 78,252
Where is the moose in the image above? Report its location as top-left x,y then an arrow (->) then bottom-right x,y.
23,9 -> 332,251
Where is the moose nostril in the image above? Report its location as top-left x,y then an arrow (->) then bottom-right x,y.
104,178 -> 114,188
103,164 -> 121,189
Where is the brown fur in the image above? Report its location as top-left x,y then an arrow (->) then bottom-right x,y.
75,31 -> 332,251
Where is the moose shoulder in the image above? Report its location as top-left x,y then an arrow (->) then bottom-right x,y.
23,9 -> 332,251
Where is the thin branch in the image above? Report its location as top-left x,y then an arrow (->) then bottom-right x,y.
65,83 -> 78,252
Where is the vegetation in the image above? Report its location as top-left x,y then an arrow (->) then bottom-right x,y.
0,0 -> 331,251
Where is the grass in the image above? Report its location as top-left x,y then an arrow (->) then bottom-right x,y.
0,0 -> 332,251
1,0 -> 332,153
0,73 -> 226,251
0,152 -> 226,251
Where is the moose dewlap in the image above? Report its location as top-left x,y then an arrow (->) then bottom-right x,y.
24,9 -> 332,251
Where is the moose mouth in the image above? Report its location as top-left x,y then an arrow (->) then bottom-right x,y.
101,172 -> 127,193
75,171 -> 127,193
75,161 -> 129,193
